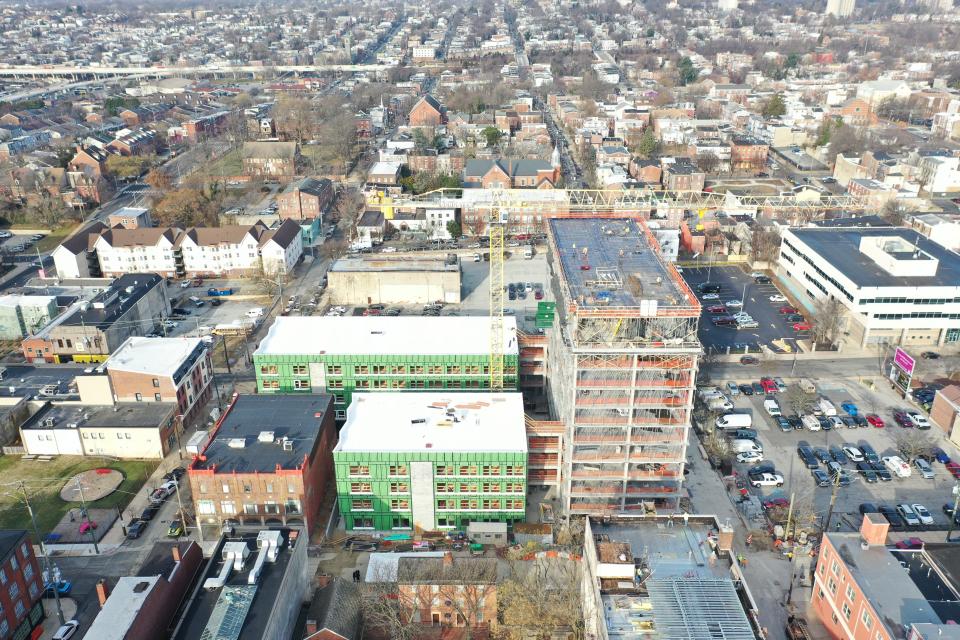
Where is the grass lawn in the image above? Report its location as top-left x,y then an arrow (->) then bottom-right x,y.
0,456 -> 158,538
206,148 -> 243,177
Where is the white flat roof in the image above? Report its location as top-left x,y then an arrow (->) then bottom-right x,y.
105,336 -> 202,377
256,316 -> 518,357
83,576 -> 160,640
335,392 -> 527,454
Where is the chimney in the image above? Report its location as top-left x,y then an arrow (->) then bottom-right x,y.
443,551 -> 454,567
716,523 -> 734,554
860,511 -> 889,547
96,579 -> 110,607
172,545 -> 181,563
305,620 -> 318,635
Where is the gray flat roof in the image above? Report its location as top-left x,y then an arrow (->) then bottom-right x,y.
172,530 -> 295,640
789,227 -> 960,289
549,218 -> 693,310
193,395 -> 332,473
22,401 -> 174,430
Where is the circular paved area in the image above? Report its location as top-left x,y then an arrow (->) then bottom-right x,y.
59,468 -> 123,502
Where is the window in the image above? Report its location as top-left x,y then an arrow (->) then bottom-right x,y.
262,380 -> 280,390
861,610 -> 873,629
349,465 -> 370,477
506,465 -> 524,476
390,499 -> 410,510
831,560 -> 840,577
436,483 -> 455,493
335,410 -> 346,420
352,499 -> 373,511
293,379 -> 310,390
292,365 -> 307,375
243,503 -> 258,515
155,393 -> 162,401
845,585 -> 855,602
437,500 -> 451,510
152,378 -> 160,387
390,482 -> 409,493
481,499 -> 500,509
827,577 -> 837,596
264,502 -> 279,514
135,392 -> 142,402
288,483 -> 296,494
220,501 -> 236,515
354,517 -> 374,529
460,499 -> 478,509
242,482 -> 252,493
28,581 -> 38,600
327,365 -> 342,375
436,465 -> 454,476
392,517 -> 411,529
506,499 -> 524,509
197,500 -> 215,514
22,563 -> 32,582
265,483 -> 274,493
350,482 -> 372,494
482,482 -> 501,492
389,465 -> 408,476
221,482 -> 230,493
9,556 -> 16,572
8,582 -> 19,600
0,620 -> 8,639
13,600 -> 23,619
459,483 -> 478,493
437,517 -> 453,527
841,602 -> 852,620
459,465 -> 478,476
285,499 -> 301,515
260,365 -> 278,375
482,465 -> 501,476
506,482 -> 523,493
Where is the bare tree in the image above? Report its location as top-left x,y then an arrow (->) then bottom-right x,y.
273,95 -> 315,144
498,556 -> 584,640
319,238 -> 349,263
811,297 -> 847,347
696,152 -> 720,174
783,384 -> 810,417
335,188 -> 366,242
749,227 -> 781,264
881,200 -> 905,226
359,579 -> 421,640
893,432 -> 934,463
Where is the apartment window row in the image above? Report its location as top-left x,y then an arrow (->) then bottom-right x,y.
196,480 -> 296,494
436,482 -> 524,493
860,296 -> 960,305
874,312 -> 960,320
437,499 -> 524,510
436,465 -> 524,477
783,239 -> 854,302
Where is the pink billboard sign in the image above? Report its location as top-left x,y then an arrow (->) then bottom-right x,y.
893,347 -> 915,375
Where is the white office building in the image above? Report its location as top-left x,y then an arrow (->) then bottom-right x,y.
826,0 -> 855,17
778,227 -> 960,347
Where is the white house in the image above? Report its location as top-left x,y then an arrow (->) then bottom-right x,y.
95,228 -> 180,277
52,221 -> 106,279
258,219 -> 304,275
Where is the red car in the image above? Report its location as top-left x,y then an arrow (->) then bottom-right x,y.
866,414 -> 884,428
534,290 -> 544,300
895,537 -> 924,549
362,308 -> 382,316
778,305 -> 798,314
947,462 -> 960,478
792,322 -> 811,331
762,497 -> 789,510
707,305 -> 728,314
760,377 -> 778,394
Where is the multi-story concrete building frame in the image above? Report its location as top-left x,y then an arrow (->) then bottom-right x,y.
545,218 -> 701,515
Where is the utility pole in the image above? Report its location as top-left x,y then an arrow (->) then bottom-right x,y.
822,471 -> 842,535
19,482 -> 65,625
783,490 -> 796,542
220,334 -> 232,374
173,414 -> 184,460
75,477 -> 100,554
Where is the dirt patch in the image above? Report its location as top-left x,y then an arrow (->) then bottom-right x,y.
59,468 -> 123,502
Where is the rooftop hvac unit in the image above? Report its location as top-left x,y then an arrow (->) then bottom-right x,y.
257,430 -> 274,443
43,417 -> 56,428
228,438 -> 246,449
282,438 -> 293,451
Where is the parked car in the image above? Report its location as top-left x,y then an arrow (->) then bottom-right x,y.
812,468 -> 831,487
139,505 -> 160,521
736,451 -> 764,464
739,384 -> 754,395
769,294 -> 787,303
912,503 -> 935,525
893,410 -> 912,428
750,473 -> 784,488
829,446 -> 848,464
932,447 -> 951,464
739,356 -> 759,365
725,299 -> 743,308
859,502 -> 879,515
856,462 -> 878,482
726,382 -> 740,397
707,305 -> 728,314
866,414 -> 885,428
167,521 -> 184,538
842,446 -> 865,462
778,306 -> 798,314
878,505 -> 904,527
841,402 -> 858,416
813,447 -> 831,464
882,455 -> 912,478
52,621 -> 80,640
897,504 -> 922,526
792,322 -> 811,331
920,351 -> 941,359
871,461 -> 893,482
126,520 -> 147,539
775,416 -> 793,432
915,458 -> 936,479
44,581 -> 72,598
860,443 -> 879,463
907,411 -> 931,429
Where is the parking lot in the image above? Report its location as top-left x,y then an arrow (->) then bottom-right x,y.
715,373 -> 960,533
681,266 -> 809,353
163,280 -> 274,339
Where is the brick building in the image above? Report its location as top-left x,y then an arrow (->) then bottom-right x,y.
663,160 -> 706,191
462,158 -> 559,189
408,94 -> 445,128
0,530 -> 44,640
188,394 -> 337,537
397,554 -> 498,631
242,141 -> 300,180
103,337 -> 213,427
84,542 -> 203,640
68,145 -> 110,178
276,177 -> 335,223
729,136 -> 769,174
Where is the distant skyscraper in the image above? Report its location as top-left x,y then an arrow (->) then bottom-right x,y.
718,0 -> 738,10
826,0 -> 855,17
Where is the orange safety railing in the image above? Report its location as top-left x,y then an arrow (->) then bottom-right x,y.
571,435 -> 628,444
525,418 -> 565,434
576,378 -> 633,388
528,437 -> 561,450
625,485 -> 680,494
578,358 -> 633,369
528,454 -> 561,466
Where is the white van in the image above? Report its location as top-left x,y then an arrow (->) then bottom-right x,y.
730,439 -> 763,454
246,307 -> 264,318
801,414 -> 821,431
763,398 -> 781,417
799,378 -> 817,394
817,397 -> 837,416
715,413 -> 753,430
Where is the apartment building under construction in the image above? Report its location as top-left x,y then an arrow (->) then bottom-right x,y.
545,218 -> 701,515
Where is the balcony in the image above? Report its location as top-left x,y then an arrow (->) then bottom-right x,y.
576,378 -> 633,389
528,453 -> 560,467
528,437 -> 561,451
572,435 -> 628,445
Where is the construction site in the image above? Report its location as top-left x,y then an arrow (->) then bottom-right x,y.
544,217 -> 701,515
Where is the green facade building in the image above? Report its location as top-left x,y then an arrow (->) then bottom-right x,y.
333,392 -> 528,531
253,316 -> 520,418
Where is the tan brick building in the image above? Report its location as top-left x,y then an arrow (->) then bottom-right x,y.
103,336 -> 213,427
276,177 -> 335,222
408,94 -> 445,128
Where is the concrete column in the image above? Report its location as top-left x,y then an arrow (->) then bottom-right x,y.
900,327 -> 909,345
939,329 -> 948,347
